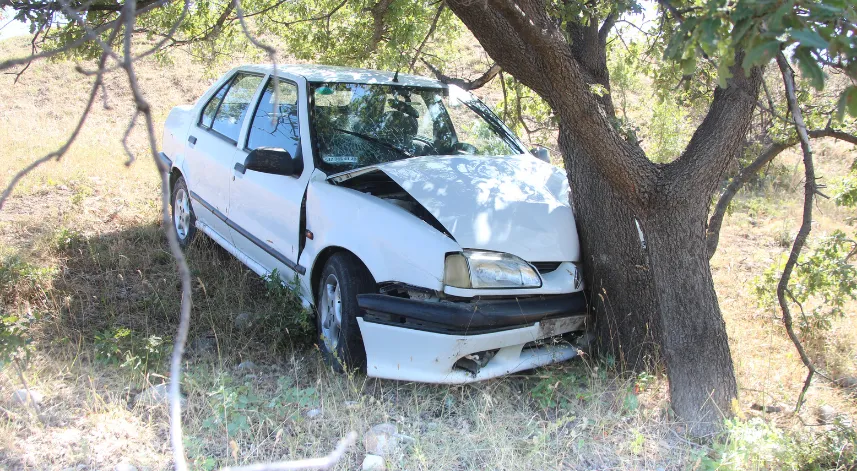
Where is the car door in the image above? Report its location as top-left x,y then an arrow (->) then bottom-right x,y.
228,76 -> 313,278
184,71 -> 264,242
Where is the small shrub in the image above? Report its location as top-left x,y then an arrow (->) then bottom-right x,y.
0,255 -> 56,303
50,227 -> 85,253
702,418 -> 857,471
753,231 -> 857,365
0,309 -> 36,368
93,326 -> 169,377
259,269 -> 313,344
200,374 -> 317,437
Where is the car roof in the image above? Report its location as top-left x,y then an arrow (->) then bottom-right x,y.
241,64 -> 446,89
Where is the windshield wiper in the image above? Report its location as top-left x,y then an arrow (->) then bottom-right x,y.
332,127 -> 414,159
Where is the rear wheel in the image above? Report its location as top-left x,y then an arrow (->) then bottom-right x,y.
171,176 -> 197,249
316,252 -> 374,372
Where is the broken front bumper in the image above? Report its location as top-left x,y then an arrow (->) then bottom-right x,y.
356,292 -> 589,383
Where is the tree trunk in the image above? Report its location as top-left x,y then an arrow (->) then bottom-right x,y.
560,128 -> 661,369
563,126 -> 737,435
645,196 -> 737,435
445,0 -> 759,435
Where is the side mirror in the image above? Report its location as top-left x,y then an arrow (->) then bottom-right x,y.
531,147 -> 550,164
242,147 -> 298,176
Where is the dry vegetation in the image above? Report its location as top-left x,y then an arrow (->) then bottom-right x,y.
0,35 -> 856,470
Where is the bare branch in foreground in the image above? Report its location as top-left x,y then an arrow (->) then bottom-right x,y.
1,2 -> 360,469
234,0 -> 279,124
219,432 -> 357,471
0,30 -> 116,209
774,51 -> 832,413
122,111 -> 140,165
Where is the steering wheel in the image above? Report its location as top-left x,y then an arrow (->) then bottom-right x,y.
412,135 -> 439,155
388,99 -> 420,119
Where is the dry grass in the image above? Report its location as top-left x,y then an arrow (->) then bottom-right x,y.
1,36 -> 856,470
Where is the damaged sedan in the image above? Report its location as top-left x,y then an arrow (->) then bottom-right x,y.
159,64 -> 589,383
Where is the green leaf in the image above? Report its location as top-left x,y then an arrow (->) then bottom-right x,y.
794,47 -> 825,90
836,86 -> 857,119
743,40 -> 780,68
790,29 -> 829,50
681,56 -> 697,75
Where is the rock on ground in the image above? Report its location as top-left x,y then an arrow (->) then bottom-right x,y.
837,376 -> 857,389
234,312 -> 252,330
12,388 -> 43,406
818,405 -> 837,424
114,463 -> 138,471
363,423 -> 414,457
306,408 -> 322,419
361,454 -> 385,471
135,384 -> 185,407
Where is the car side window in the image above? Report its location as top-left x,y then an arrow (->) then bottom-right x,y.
199,80 -> 229,128
247,79 -> 300,159
208,73 -> 263,142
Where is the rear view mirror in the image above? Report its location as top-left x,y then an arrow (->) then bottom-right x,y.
243,147 -> 298,176
531,147 -> 550,164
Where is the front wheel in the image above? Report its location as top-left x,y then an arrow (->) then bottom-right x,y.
171,176 -> 197,249
316,252 -> 375,372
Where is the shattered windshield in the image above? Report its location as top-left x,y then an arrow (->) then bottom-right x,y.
310,82 -> 522,174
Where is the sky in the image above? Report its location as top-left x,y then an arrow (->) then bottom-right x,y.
1,7 -> 31,40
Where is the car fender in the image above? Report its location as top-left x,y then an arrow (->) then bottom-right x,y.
162,104 -> 194,174
300,180 -> 461,295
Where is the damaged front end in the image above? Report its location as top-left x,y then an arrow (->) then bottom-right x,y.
329,168 -> 453,239
355,290 -> 590,383
326,157 -> 589,382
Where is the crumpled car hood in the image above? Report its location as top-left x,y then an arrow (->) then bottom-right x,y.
332,154 -> 580,263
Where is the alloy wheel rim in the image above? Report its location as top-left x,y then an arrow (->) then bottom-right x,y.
174,188 -> 190,240
320,273 -> 342,352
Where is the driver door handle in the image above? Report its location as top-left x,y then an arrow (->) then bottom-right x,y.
234,162 -> 246,174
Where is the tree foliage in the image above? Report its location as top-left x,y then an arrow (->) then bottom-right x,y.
662,0 -> 857,117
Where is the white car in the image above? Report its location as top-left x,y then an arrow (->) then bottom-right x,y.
160,64 -> 588,383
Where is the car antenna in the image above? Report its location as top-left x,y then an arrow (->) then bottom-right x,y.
392,69 -> 400,83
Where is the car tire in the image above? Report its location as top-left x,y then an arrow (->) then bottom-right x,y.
171,176 -> 197,249
316,252 -> 375,372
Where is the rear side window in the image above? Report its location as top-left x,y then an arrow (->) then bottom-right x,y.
210,74 -> 264,142
247,79 -> 300,158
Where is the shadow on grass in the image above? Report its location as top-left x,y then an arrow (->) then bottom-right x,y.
4,221 -> 315,381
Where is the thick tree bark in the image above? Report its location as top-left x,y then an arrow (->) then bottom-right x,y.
447,0 -> 762,435
560,127 -> 661,369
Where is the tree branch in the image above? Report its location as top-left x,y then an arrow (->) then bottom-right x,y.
664,51 -> 763,200
706,128 -> 857,258
422,60 -> 500,90
366,0 -> 395,54
773,51 -> 829,412
598,12 -> 617,43
446,0 -> 658,208
218,432 -> 357,471
408,4 -> 443,73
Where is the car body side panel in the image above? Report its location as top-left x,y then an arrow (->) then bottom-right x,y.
229,74 -> 312,279
162,105 -> 194,165
300,177 -> 461,297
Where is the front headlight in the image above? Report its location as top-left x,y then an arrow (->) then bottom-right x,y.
444,250 -> 541,289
